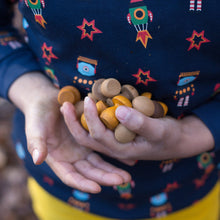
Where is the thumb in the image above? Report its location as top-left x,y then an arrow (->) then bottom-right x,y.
115,106 -> 165,141
25,115 -> 48,165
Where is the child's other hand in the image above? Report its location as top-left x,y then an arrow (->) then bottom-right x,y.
9,73 -> 131,193
26,96 -> 131,193
61,96 -> 214,161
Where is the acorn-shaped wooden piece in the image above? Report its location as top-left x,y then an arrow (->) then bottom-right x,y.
81,100 -> 108,131
132,96 -> 155,117
58,86 -> 81,105
132,96 -> 167,118
92,78 -> 121,101
75,100 -> 84,119
100,95 -> 132,130
114,124 -> 136,143
120,84 -> 139,100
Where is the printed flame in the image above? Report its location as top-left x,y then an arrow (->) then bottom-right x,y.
35,14 -> 47,29
136,30 -> 152,48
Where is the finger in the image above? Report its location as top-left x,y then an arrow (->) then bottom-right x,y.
83,97 -> 121,148
83,98 -> 139,158
83,96 -> 108,140
86,153 -> 132,183
74,160 -> 124,186
25,114 -> 48,165
46,155 -> 101,194
61,102 -> 110,154
118,159 -> 137,166
115,106 -> 166,141
61,102 -> 92,144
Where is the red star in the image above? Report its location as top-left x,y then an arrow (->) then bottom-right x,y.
132,69 -> 157,86
214,83 -> 220,93
77,18 -> 102,41
41,42 -> 58,64
186,30 -> 210,51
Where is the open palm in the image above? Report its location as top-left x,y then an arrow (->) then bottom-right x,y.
24,97 -> 131,193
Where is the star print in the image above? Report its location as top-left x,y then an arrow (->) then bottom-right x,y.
214,83 -> 220,93
77,18 -> 102,41
186,30 -> 210,51
132,69 -> 157,86
41,42 -> 58,64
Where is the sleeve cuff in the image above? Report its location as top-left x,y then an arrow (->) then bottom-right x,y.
0,48 -> 43,100
192,94 -> 220,150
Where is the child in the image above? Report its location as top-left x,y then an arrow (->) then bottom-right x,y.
0,0 -> 219,219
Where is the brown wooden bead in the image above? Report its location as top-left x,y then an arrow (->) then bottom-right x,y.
115,124 -> 136,143
100,78 -> 121,98
158,101 -> 168,116
75,101 -> 84,119
132,96 -> 155,117
92,79 -> 106,101
121,84 -> 139,100
87,92 -> 97,102
92,78 -> 121,101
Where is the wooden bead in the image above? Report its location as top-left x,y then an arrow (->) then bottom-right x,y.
121,85 -> 139,100
75,101 -> 84,119
96,100 -> 108,113
100,106 -> 119,130
141,92 -> 152,99
100,78 -> 121,98
152,101 -> 165,118
88,92 -> 97,102
81,100 -> 108,131
81,113 -> 89,131
92,79 -> 106,101
57,86 -> 81,105
92,78 -> 121,101
115,124 -> 136,143
132,96 -> 155,117
100,95 -> 132,130
133,96 -> 168,118
158,101 -> 168,116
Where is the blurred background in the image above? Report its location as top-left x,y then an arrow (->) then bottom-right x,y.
0,98 -> 37,220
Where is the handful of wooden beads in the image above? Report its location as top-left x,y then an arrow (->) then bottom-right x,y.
57,78 -> 168,143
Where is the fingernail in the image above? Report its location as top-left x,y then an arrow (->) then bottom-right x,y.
60,106 -> 63,114
33,149 -> 39,164
84,96 -> 90,105
115,106 -> 130,121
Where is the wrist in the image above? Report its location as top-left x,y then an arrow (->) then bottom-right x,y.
178,116 -> 215,157
8,72 -> 59,114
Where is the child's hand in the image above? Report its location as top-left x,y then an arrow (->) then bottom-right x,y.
61,96 -> 214,161
9,73 -> 131,193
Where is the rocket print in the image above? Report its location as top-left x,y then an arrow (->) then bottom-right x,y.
189,0 -> 202,11
25,0 -> 47,28
174,71 -> 200,107
127,0 -> 153,48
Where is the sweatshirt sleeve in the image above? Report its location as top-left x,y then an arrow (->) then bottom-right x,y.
192,92 -> 220,150
0,0 -> 43,100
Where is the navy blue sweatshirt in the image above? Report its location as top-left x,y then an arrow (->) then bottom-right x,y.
0,0 -> 220,218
